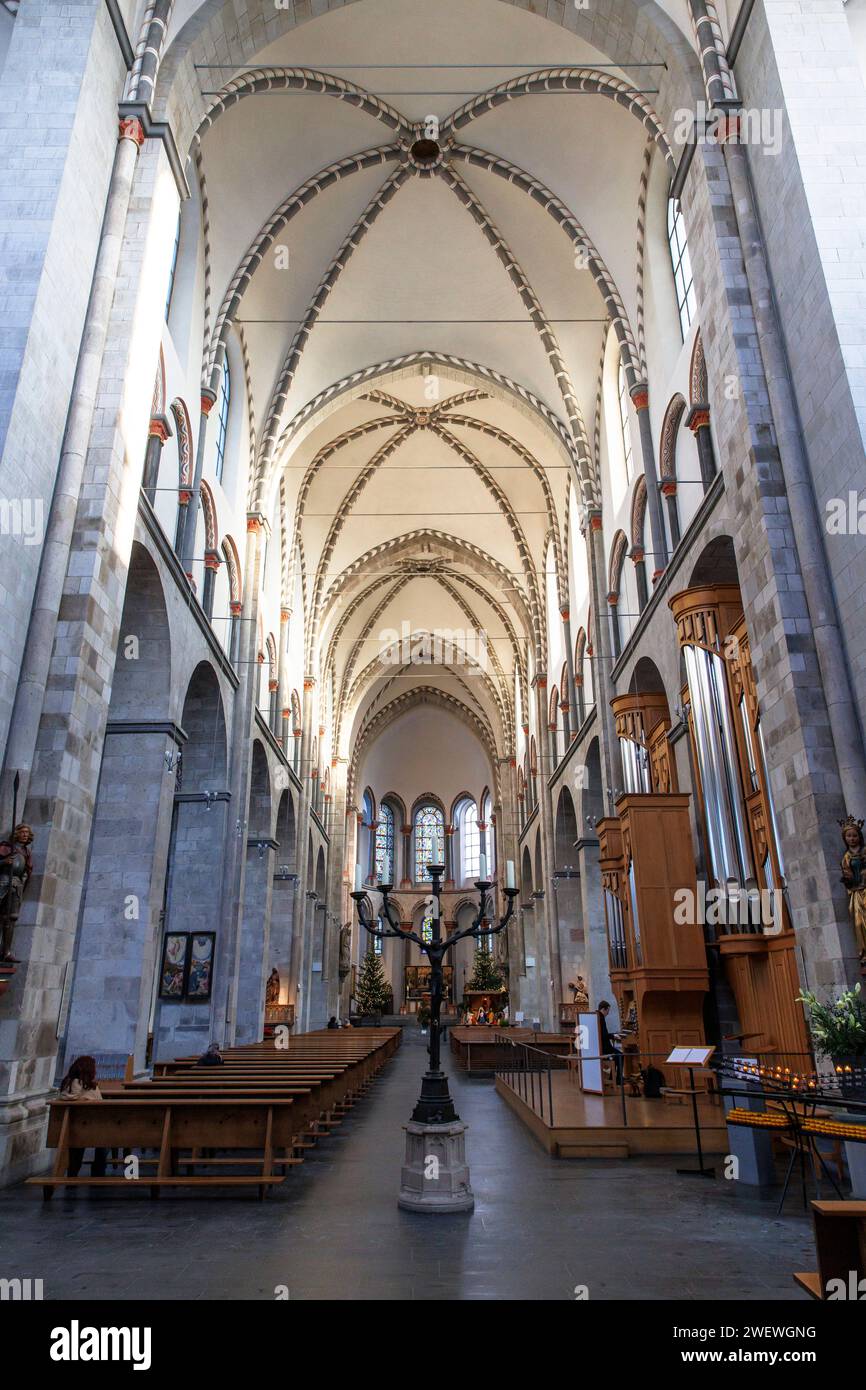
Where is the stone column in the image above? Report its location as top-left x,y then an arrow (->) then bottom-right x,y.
234,836 -> 277,1044
531,673 -> 559,1027
631,545 -> 649,613
575,835 -> 612,1012
444,823 -> 455,887
142,415 -> 171,503
560,605 -> 579,741
277,607 -> 291,751
179,387 -> 217,582
686,405 -> 716,490
62,719 -> 182,1072
585,514 -> 623,810
400,823 -> 412,887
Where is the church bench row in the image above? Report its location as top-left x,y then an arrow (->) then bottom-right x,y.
29,1029 -> 399,1199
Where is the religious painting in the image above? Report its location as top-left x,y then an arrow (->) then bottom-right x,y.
159,933 -> 188,999
186,933 -> 215,1001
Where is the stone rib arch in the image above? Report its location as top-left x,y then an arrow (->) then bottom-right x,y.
256,163 -> 412,481
659,393 -> 687,480
320,529 -> 538,665
451,145 -> 641,382
444,69 -> 675,167
193,68 -> 412,147
265,352 -> 582,504
437,161 -> 596,501
204,145 -> 402,383
351,687 -> 500,784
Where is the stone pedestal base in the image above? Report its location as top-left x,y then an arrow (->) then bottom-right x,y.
397,1119 -> 474,1213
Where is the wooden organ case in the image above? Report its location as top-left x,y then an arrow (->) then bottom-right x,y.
597,690 -> 709,1085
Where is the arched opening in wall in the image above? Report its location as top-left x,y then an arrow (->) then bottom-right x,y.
658,394 -> 684,552
581,737 -> 604,831
575,627 -> 590,725
615,656 -> 675,794
360,786 -> 376,883
307,845 -> 329,1024
554,785 -> 583,1003
236,741 -> 273,1042
154,660 -> 228,1059
548,685 -> 560,767
169,399 -> 193,562
270,788 -> 297,1009
607,531 -> 628,659
629,476 -> 650,614
413,799 -> 445,883
688,332 -> 718,491
688,534 -> 739,588
62,544 -> 173,1071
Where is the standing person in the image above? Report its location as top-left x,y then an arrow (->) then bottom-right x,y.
197,1041 -> 223,1066
597,1001 -> 623,1086
60,1056 -> 107,1178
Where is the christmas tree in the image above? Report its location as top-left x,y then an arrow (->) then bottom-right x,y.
467,943 -> 505,992
355,946 -> 391,1016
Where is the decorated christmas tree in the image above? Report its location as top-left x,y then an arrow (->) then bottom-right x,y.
355,946 -> 391,1016
466,942 -> 505,992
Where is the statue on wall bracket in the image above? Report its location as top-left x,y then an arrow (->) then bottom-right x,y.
0,822 -> 34,963
839,815 -> 866,973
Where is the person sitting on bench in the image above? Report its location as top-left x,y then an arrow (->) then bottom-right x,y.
60,1055 -> 107,1177
197,1041 -> 224,1067
598,1001 -> 623,1086
327,1016 -> 339,1030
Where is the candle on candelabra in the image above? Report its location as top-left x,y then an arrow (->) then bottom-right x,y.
506,859 -> 515,889
479,853 -> 487,881
354,863 -> 362,892
382,855 -> 390,885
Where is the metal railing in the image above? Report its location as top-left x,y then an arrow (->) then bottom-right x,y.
494,1036 -> 565,1125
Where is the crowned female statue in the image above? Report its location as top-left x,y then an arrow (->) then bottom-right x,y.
839,816 -> 866,969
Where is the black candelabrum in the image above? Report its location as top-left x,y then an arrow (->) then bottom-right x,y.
352,864 -> 518,1125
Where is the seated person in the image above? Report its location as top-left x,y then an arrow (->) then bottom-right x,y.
598,1000 -> 624,1085
326,1015 -> 339,1030
197,1041 -> 223,1066
60,1055 -> 107,1178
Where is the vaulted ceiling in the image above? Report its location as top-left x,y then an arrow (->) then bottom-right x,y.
167,0 -> 697,785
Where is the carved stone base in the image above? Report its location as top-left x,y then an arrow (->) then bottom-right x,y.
397,1119 -> 474,1213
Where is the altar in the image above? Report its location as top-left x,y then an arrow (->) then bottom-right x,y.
403,964 -> 453,1014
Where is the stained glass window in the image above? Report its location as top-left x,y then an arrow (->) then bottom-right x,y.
375,803 -> 394,882
421,911 -> 434,944
414,804 -> 444,881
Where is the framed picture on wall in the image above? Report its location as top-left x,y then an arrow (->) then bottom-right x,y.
186,933 -> 215,1001
159,933 -> 189,1000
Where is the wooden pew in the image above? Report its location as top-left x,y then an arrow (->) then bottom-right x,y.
30,1028 -> 400,1199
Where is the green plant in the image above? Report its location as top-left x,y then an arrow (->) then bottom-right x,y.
797,982 -> 866,1058
466,944 -> 505,992
356,947 -> 390,1016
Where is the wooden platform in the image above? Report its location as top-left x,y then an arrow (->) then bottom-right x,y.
496,1072 -> 729,1159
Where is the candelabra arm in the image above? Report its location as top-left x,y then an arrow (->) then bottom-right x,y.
351,889 -> 424,948
446,885 -> 519,948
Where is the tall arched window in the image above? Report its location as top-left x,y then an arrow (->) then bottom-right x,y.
375,802 -> 395,883
165,211 -> 181,322
414,804 -> 444,881
459,800 -> 480,882
667,198 -> 696,338
618,360 -> 634,483
214,361 -> 231,484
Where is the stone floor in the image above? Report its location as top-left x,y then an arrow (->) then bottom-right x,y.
0,1031 -> 816,1300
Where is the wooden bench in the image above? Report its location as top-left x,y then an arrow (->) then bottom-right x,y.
794,1201 -> 866,1299
31,1028 -> 400,1199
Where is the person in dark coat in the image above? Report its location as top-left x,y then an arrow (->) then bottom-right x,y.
197,1041 -> 224,1066
597,1001 -> 623,1085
